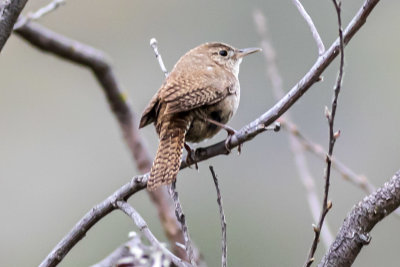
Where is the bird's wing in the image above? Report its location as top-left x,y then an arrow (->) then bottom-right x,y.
160,69 -> 236,115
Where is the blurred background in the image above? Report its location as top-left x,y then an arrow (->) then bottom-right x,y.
1,0 -> 399,266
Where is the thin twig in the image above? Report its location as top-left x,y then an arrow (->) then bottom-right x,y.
169,182 -> 197,267
13,0 -> 66,30
319,169 -> 400,267
253,9 -> 333,248
209,166 -> 227,267
115,200 -> 190,267
304,1 -> 345,266
150,38 -> 169,77
18,1 -> 379,266
292,0 -> 325,55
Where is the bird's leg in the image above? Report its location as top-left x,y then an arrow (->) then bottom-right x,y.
184,142 -> 198,170
205,118 -> 242,154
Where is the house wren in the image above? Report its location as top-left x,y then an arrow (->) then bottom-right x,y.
140,42 -> 261,191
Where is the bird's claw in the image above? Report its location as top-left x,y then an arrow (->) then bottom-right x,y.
184,143 -> 198,170
224,130 -> 242,155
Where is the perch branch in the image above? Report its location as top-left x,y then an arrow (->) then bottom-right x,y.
179,0 -> 380,169
319,170 -> 400,267
116,200 -> 190,267
292,0 -> 325,55
0,0 -> 28,52
209,166 -> 227,267
305,1 -> 345,266
253,9 -> 333,248
23,0 -> 379,265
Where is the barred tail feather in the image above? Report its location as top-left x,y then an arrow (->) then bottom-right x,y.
147,119 -> 189,191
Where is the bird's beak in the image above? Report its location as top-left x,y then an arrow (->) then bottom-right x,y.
236,47 -> 262,58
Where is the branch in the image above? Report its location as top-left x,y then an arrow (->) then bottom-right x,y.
169,182 -> 196,266
253,9 -> 334,249
115,200 -> 190,267
0,0 -> 28,52
305,1 -> 345,265
13,0 -> 65,30
319,170 -> 400,266
209,166 -> 227,267
19,0 -> 380,265
292,0 -> 325,55
14,20 -> 191,264
38,174 -> 147,267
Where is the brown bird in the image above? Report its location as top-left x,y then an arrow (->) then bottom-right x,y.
140,42 -> 260,191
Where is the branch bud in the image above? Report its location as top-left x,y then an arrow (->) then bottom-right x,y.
324,106 -> 331,120
334,130 -> 341,140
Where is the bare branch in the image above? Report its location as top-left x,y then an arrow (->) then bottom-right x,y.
253,9 -> 334,249
209,166 -> 227,267
14,20 -> 192,264
292,0 -> 325,55
116,200 -> 190,267
19,0 -> 379,265
319,170 -> 400,267
14,0 -> 65,30
169,182 -> 197,267
305,1 -> 345,266
38,174 -> 147,267
150,38 -> 169,77
0,0 -> 28,52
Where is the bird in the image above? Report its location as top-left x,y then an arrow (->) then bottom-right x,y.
139,42 -> 261,191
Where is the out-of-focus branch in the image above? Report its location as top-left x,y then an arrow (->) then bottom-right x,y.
319,170 -> 400,267
291,0 -> 325,55
90,235 -> 136,267
305,1 -> 345,266
14,20 -> 190,265
280,121 -> 400,219
280,120 -> 375,194
209,166 -> 227,267
253,9 -> 334,249
116,200 -> 190,267
0,0 -> 28,52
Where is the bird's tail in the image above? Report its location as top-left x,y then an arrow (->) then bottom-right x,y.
147,117 -> 190,191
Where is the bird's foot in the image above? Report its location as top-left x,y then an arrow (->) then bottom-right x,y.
184,142 -> 198,170
205,118 -> 242,154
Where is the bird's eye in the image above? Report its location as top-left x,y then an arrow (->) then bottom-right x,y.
219,50 -> 228,57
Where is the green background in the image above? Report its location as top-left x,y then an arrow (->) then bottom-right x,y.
1,0 -> 400,266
